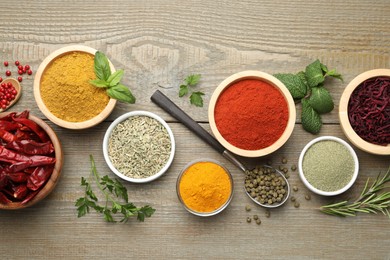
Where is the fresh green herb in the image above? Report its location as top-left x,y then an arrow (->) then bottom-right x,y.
90,51 -> 136,104
320,166 -> 390,218
274,59 -> 343,134
75,155 -> 155,223
179,74 -> 204,107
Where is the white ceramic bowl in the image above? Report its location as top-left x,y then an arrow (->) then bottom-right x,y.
208,70 -> 296,158
103,111 -> 175,183
298,136 -> 359,196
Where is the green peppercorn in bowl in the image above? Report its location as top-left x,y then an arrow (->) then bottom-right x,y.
102,110 -> 175,183
298,136 -> 359,196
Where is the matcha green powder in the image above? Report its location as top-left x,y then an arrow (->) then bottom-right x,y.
302,140 -> 355,192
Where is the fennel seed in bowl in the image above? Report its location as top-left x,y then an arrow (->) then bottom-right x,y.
108,115 -> 172,179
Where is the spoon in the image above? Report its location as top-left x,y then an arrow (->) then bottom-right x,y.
0,78 -> 22,112
151,90 -> 290,208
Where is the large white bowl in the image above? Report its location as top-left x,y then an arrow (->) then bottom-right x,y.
103,111 -> 175,183
298,136 -> 359,196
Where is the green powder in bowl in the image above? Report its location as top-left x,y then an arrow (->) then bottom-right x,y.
298,136 -> 359,196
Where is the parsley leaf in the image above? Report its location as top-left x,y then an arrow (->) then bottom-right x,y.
75,155 -> 155,223
178,74 -> 204,107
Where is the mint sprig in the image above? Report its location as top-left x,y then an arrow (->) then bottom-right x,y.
90,51 -> 136,104
75,155 -> 155,223
179,74 -> 204,107
274,59 -> 343,134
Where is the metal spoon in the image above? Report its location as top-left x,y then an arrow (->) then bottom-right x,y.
0,78 -> 22,112
151,90 -> 290,208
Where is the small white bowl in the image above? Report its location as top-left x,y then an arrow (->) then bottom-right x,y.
298,136 -> 359,196
103,111 -> 175,183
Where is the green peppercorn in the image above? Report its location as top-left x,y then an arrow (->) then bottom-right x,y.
245,205 -> 251,212
247,217 -> 252,223
265,210 -> 270,218
256,219 -> 261,225
293,186 -> 298,192
282,157 -> 287,164
253,215 -> 258,220
290,196 -> 296,202
294,202 -> 300,208
291,164 -> 297,171
305,194 -> 311,200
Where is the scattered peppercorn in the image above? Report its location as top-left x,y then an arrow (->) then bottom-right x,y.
247,217 -> 252,223
291,165 -> 297,171
293,186 -> 298,192
256,219 -> 261,225
282,157 -> 287,164
265,210 -> 270,218
290,196 -> 296,202
18,70 -> 23,75
285,173 -> 290,179
283,167 -> 288,173
253,215 -> 258,220
266,160 -> 272,166
305,194 -> 311,200
24,65 -> 30,70
245,205 -> 251,212
294,202 -> 300,208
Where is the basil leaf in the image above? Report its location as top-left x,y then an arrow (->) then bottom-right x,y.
308,87 -> 334,114
305,59 -> 325,88
94,51 -> 111,81
301,98 -> 322,134
274,73 -> 307,99
185,74 -> 201,86
179,85 -> 188,97
190,91 -> 204,107
107,69 -> 124,87
89,79 -> 109,88
106,84 -> 136,104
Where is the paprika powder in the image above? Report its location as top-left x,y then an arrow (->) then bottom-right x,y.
214,79 -> 288,150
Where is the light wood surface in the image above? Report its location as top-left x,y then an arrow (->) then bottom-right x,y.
0,0 -> 389,259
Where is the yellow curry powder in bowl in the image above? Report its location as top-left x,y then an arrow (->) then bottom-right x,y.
34,45 -> 116,129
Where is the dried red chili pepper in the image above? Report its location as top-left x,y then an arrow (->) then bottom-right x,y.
11,116 -> 50,143
27,165 -> 54,191
0,112 -> 17,122
0,170 -> 8,189
0,121 -> 21,131
6,172 -> 28,183
0,129 -> 16,143
21,190 -> 38,204
8,157 -> 56,172
6,140 -> 54,155
12,184 -> 28,200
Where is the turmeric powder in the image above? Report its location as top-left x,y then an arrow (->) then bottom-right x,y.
40,51 -> 109,122
178,161 -> 232,213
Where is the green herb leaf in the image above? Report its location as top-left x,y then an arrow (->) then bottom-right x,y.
107,84 -> 136,104
190,91 -> 205,107
274,73 -> 307,99
325,69 -> 343,81
301,98 -> 322,134
308,87 -> 334,114
305,59 -> 325,88
75,155 -> 155,223
107,69 -> 124,87
185,74 -> 201,86
94,51 -> 111,81
179,85 -> 188,97
89,79 -> 109,88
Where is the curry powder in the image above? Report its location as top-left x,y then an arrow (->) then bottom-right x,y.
40,51 -> 109,122
179,161 -> 232,213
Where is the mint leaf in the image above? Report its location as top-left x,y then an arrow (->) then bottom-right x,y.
107,84 -> 136,104
94,51 -> 111,81
301,98 -> 322,134
179,85 -> 188,97
90,79 -> 109,88
305,59 -> 325,88
274,73 -> 307,99
325,69 -> 343,81
308,87 -> 334,114
107,69 -> 124,87
190,91 -> 204,107
185,74 -> 201,86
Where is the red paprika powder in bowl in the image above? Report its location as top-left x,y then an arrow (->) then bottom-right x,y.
208,71 -> 296,157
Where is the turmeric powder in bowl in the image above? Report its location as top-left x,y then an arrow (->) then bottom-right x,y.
177,159 -> 234,217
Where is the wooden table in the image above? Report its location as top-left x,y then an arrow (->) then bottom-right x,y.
1,1 -> 389,259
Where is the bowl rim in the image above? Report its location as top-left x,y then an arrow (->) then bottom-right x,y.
339,69 -> 390,155
33,45 -> 117,130
176,158 -> 234,217
208,70 -> 296,158
298,136 -> 359,196
102,110 -> 175,183
0,111 -> 63,210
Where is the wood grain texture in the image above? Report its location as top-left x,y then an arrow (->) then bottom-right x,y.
0,0 -> 389,259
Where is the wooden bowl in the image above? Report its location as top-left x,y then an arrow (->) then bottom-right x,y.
0,111 -> 63,210
33,45 -> 117,130
208,71 -> 296,157
339,69 -> 390,155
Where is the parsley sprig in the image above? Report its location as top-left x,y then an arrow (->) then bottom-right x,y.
320,166 -> 390,218
90,51 -> 136,104
274,60 -> 343,134
179,74 -> 204,107
75,155 -> 155,223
